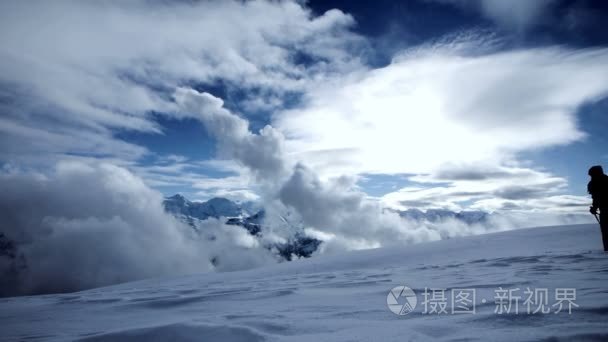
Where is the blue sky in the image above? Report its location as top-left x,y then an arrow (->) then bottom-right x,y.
0,0 -> 607,216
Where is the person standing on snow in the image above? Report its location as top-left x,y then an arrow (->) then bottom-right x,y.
588,165 -> 608,251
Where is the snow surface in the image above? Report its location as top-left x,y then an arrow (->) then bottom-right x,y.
1,224 -> 607,341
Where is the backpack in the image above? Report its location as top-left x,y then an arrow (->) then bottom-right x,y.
588,174 -> 608,209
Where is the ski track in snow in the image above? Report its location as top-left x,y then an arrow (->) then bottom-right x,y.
1,224 -> 607,341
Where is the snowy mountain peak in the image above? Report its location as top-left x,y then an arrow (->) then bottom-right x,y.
163,195 -> 322,261
167,193 -> 187,201
165,194 -> 189,207
202,197 -> 242,218
163,195 -> 244,220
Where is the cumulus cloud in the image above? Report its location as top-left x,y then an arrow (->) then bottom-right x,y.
0,161 -> 276,297
269,38 -> 604,225
174,88 -> 570,254
278,164 -> 443,250
0,0 -> 364,165
175,88 -> 418,249
275,43 -> 608,178
2,1 -> 602,220
174,88 -> 289,183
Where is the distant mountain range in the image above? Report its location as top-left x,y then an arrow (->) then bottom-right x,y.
163,194 -> 492,225
162,194 -> 494,263
162,194 -> 321,262
163,194 -> 245,220
0,195 -> 496,292
395,208 -> 490,225
0,195 -> 494,276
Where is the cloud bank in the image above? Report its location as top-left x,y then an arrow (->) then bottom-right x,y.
0,0 -> 364,165
275,45 -> 608,177
0,162 -> 276,297
174,88 -> 593,255
2,0 -> 605,213
174,89 -> 428,250
272,42 -> 608,213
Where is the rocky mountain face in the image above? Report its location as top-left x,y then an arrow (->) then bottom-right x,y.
163,194 -> 243,220
163,195 -> 323,261
225,210 -> 264,235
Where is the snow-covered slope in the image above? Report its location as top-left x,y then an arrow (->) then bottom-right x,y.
1,224 -> 606,341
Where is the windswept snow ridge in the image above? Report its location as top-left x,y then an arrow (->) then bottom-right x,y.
1,224 -> 606,341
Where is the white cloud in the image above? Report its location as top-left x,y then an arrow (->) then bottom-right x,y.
275,44 -> 608,177
175,88 -> 584,254
381,163 -> 592,219
174,88 -> 290,183
174,88 -> 428,249
192,175 -> 252,192
0,0 -> 364,164
0,161 -> 277,296
3,1 -> 601,218
0,0 -> 369,205
471,195 -> 592,213
0,161 -> 207,296
269,38 -> 606,222
194,189 -> 260,203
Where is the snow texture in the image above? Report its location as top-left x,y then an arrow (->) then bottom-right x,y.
0,224 -> 606,341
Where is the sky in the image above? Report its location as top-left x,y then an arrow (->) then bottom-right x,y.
1,0 -> 607,215
3,0 -> 608,296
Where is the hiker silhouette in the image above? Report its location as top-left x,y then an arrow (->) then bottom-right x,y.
588,165 -> 608,251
